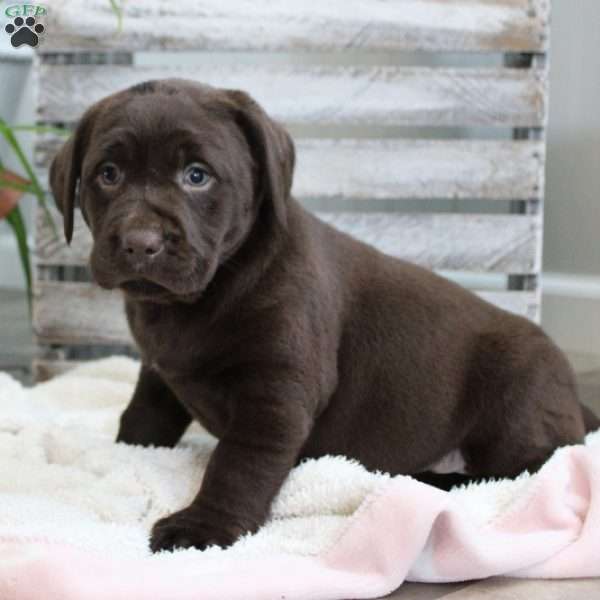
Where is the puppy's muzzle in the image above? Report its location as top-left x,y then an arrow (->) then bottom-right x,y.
122,228 -> 164,265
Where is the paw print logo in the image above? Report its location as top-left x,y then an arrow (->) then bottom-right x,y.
5,16 -> 45,48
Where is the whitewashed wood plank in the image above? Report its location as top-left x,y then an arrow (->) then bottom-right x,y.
319,213 -> 541,272
35,204 -> 540,273
36,205 -> 87,267
37,65 -> 547,127
35,137 -> 544,201
33,282 -> 132,346
477,290 -> 539,321
32,281 -> 539,346
32,359 -> 84,382
39,0 -> 549,52
294,140 -> 544,200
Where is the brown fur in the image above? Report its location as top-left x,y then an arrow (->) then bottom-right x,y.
49,79 -> 594,553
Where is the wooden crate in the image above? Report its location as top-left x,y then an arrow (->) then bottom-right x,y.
32,0 -> 550,380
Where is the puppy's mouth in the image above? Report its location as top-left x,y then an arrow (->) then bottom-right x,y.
118,277 -> 205,304
91,246 -> 214,302
120,279 -> 170,296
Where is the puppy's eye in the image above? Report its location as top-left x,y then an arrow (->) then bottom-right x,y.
99,163 -> 121,186
183,163 -> 212,188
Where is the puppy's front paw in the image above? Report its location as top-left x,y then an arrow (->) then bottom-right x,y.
149,506 -> 239,553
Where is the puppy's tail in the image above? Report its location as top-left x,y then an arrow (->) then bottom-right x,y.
581,403 -> 600,433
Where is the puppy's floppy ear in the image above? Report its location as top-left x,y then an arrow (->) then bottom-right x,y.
49,107 -> 97,244
226,90 -> 295,229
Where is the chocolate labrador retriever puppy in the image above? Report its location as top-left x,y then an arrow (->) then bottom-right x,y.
50,79 -> 598,553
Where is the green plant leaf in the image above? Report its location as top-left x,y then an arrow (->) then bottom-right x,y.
0,118 -> 58,239
0,177 -> 35,195
10,124 -> 71,137
109,0 -> 123,34
5,205 -> 32,317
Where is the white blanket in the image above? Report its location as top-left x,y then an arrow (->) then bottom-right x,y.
1,357 -> 599,600
0,357 -> 393,560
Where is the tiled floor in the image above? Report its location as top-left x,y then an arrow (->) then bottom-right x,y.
1,288 -> 599,598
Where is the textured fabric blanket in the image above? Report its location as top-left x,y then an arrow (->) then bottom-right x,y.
0,357 -> 599,600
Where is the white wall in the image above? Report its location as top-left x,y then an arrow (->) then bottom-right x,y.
540,0 -> 600,361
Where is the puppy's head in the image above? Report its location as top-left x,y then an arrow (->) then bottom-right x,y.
49,79 -> 295,303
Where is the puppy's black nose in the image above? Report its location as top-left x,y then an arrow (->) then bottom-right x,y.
122,229 -> 164,258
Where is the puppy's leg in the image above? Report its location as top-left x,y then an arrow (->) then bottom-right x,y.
116,365 -> 192,448
462,331 -> 586,480
149,396 -> 311,552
